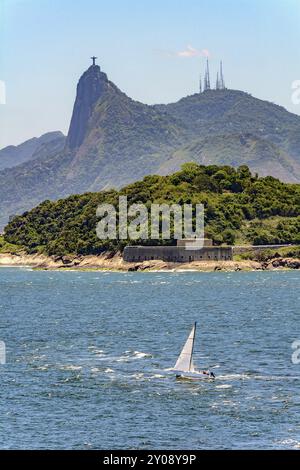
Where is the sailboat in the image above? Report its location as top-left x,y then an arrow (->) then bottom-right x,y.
173,322 -> 215,381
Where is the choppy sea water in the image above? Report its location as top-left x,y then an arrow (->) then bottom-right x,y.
0,268 -> 299,449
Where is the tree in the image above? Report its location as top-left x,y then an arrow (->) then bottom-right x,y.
222,229 -> 236,245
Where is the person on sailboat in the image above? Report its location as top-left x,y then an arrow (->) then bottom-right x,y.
203,370 -> 215,378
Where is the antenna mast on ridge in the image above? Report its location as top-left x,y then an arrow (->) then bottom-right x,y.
204,58 -> 211,90
220,60 -> 225,89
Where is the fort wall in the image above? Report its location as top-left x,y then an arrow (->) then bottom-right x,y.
123,245 -> 233,262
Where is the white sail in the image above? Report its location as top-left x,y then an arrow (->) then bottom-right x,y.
174,323 -> 196,372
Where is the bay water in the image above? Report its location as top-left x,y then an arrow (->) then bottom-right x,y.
0,268 -> 299,449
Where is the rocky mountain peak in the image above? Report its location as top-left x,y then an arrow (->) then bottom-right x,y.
66,64 -> 110,150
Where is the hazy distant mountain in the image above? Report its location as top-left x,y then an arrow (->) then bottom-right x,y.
0,63 -> 300,229
0,131 -> 65,171
155,90 -> 300,182
158,133 -> 300,183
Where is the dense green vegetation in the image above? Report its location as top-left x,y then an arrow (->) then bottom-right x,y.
0,235 -> 22,254
237,245 -> 300,262
3,163 -> 300,257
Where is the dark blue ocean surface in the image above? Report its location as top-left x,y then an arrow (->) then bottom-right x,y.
0,268 -> 299,449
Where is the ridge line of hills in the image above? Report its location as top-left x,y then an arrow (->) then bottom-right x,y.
1,63 -> 300,229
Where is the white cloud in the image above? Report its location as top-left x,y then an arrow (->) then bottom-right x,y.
177,46 -> 210,58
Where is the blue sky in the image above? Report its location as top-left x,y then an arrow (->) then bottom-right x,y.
1,0 -> 300,148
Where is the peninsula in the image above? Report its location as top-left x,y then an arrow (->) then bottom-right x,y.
1,163 -> 299,271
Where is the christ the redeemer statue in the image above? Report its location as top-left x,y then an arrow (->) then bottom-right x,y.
91,56 -> 97,66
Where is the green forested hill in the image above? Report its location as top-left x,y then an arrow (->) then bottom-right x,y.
1,64 -> 300,230
4,164 -> 300,256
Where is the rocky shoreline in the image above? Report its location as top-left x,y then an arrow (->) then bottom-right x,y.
0,251 -> 299,272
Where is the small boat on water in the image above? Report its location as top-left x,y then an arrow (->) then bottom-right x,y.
173,322 -> 215,381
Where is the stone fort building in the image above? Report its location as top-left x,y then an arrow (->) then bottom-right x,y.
123,239 -> 233,263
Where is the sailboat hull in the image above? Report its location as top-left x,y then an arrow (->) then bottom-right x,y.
175,371 -> 215,381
